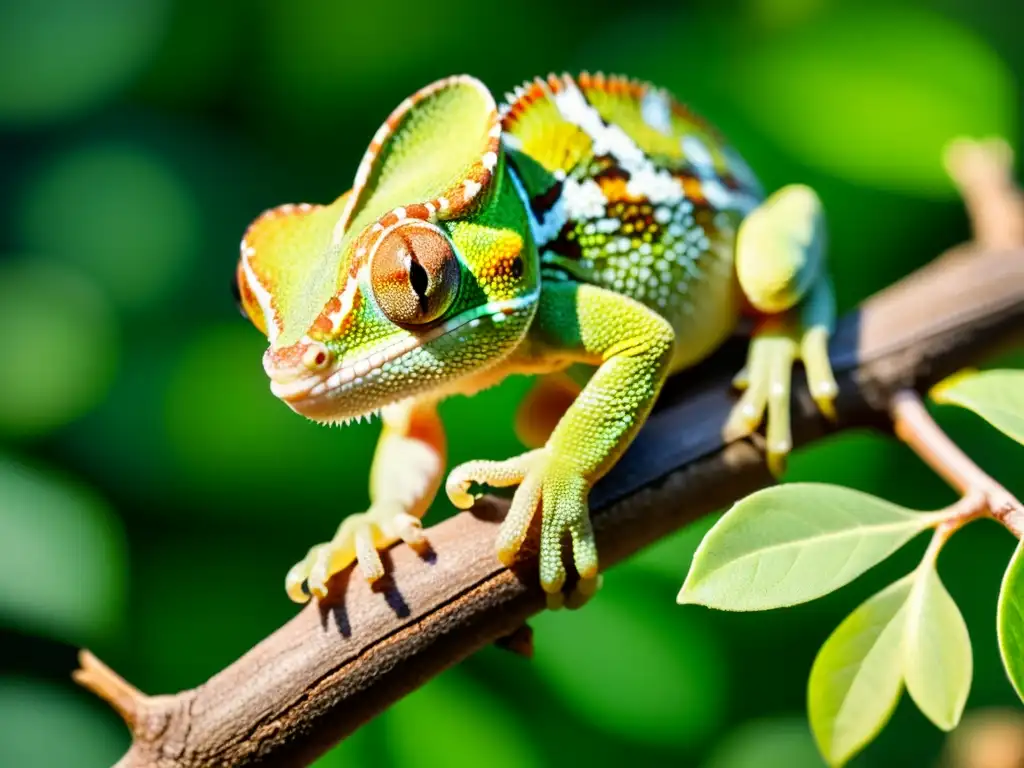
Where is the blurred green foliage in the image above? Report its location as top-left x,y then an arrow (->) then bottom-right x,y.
0,0 -> 1021,766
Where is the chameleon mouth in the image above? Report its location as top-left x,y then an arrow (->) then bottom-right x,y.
267,293 -> 537,414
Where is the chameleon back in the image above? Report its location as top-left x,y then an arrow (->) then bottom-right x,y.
502,73 -> 764,370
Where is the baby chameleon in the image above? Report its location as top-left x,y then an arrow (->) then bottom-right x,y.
234,73 -> 838,608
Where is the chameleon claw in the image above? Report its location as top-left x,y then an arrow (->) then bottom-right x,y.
546,591 -> 566,610
285,547 -> 321,604
285,507 -> 420,602
801,325 -> 838,421
564,575 -> 602,610
446,451 -> 541,510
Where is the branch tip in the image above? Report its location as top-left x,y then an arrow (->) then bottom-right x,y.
891,388 -> 1024,537
73,649 -> 146,730
944,135 -> 1024,248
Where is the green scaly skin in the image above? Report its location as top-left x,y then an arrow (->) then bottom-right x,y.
234,73 -> 838,608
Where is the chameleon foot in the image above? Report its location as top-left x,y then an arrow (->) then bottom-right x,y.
285,507 -> 424,603
724,318 -> 838,476
447,449 -> 600,608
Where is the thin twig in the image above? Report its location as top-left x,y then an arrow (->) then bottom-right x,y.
72,651 -> 144,730
76,241 -> 1024,768
891,389 -> 1024,537
945,137 -> 1024,247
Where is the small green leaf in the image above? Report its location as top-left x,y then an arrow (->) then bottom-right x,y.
903,565 -> 972,730
679,484 -> 934,610
0,456 -> 126,644
932,369 -> 1024,447
808,574 -> 913,767
997,540 -> 1024,702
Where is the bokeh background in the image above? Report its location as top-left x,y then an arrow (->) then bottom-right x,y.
1,0 -> 1023,765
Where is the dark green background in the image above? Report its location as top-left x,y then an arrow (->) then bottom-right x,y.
1,0 -> 1022,765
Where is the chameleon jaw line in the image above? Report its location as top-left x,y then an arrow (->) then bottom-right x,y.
266,292 -> 537,413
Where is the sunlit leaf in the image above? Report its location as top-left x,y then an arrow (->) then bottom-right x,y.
382,668 -> 541,768
903,565 -> 972,730
808,574 -> 913,767
0,260 -> 117,437
998,540 -> 1024,703
932,369 -> 1024,447
533,582 -> 727,747
728,6 -> 1016,197
0,457 -> 126,644
679,484 -> 935,611
0,0 -> 168,126
0,676 -> 127,767
162,323 -> 374,517
309,720 -> 378,768
704,716 -> 824,768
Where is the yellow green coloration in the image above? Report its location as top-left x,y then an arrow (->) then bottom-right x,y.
234,73 -> 838,607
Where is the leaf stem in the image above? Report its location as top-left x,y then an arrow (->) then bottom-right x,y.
891,389 -> 1024,537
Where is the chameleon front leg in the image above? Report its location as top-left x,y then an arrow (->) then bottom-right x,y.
286,398 -> 445,602
447,283 -> 675,607
724,183 -> 839,475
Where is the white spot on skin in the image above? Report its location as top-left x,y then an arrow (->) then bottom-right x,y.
682,136 -> 714,170
482,151 -> 498,171
626,166 -> 683,205
393,206 -> 407,220
438,197 -> 450,212
641,88 -> 673,135
562,177 -> 607,220
326,272 -> 361,332
702,179 -> 758,213
463,178 -> 482,200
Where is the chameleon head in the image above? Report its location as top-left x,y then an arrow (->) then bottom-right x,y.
248,214 -> 537,424
235,74 -> 538,423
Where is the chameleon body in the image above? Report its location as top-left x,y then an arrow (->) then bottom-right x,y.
235,73 -> 837,606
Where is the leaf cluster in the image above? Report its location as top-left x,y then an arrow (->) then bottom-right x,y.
679,370 -> 1024,766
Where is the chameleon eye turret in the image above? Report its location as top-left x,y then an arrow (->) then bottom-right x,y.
370,221 -> 460,326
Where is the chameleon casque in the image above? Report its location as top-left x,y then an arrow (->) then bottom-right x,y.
234,73 -> 838,608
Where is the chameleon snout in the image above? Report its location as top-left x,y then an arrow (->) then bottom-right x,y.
263,341 -> 334,402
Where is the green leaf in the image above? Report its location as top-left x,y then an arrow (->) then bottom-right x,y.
0,260 -> 117,437
997,540 -> 1024,703
727,6 -> 1015,197
382,668 -> 542,768
704,716 -> 824,768
0,456 -> 126,644
679,483 -> 935,611
903,565 -> 972,730
808,574 -> 913,767
533,579 -> 727,747
932,369 -> 1024,447
0,675 -> 127,766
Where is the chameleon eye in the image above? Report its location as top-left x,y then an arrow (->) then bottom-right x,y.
370,221 -> 460,326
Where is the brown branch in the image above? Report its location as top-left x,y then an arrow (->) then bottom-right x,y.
80,145 -> 1024,768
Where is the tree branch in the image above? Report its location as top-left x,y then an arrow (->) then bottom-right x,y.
79,147 -> 1024,768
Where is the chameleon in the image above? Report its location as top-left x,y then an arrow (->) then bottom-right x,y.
234,73 -> 838,608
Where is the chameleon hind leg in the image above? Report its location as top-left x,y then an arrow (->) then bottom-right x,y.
447,283 -> 675,609
724,183 -> 838,476
285,398 -> 445,602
